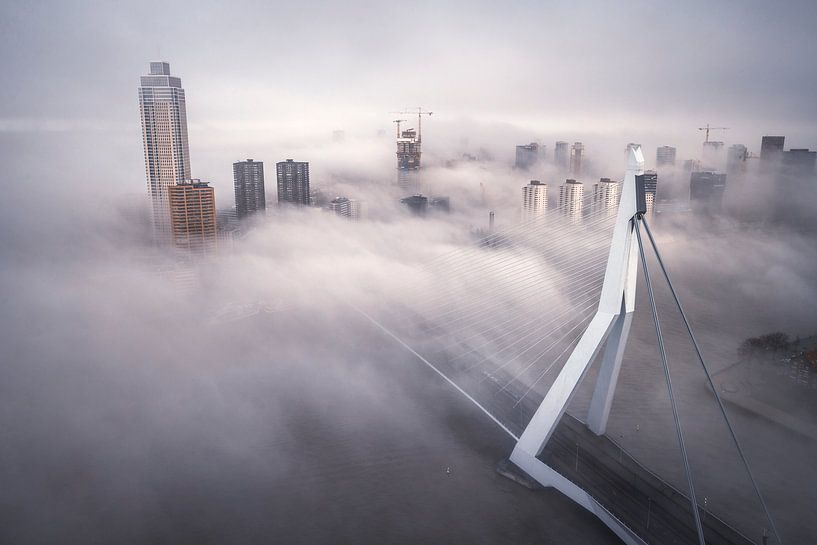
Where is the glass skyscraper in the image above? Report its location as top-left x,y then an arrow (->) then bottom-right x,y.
138,61 -> 192,243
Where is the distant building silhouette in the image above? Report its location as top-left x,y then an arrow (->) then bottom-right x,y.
702,141 -> 725,170
782,148 -> 817,175
726,145 -> 748,175
515,143 -> 540,170
401,194 -> 428,216
760,136 -> 785,161
689,171 -> 726,214
570,142 -> 584,176
327,197 -> 363,220
554,141 -> 570,171
276,159 -> 310,205
656,146 -> 677,167
430,196 -> 451,213
233,159 -> 266,219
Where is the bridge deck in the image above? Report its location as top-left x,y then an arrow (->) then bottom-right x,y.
539,414 -> 757,545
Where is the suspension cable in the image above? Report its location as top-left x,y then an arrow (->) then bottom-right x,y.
640,217 -> 783,545
634,217 -> 706,545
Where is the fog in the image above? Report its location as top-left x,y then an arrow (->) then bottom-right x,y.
2,0 -> 817,543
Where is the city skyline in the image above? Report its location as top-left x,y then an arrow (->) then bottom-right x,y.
131,59 -> 817,241
2,2 -> 817,544
4,0 -> 817,207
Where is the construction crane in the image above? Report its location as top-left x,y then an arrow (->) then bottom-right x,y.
391,108 -> 434,142
392,119 -> 407,139
698,124 -> 729,142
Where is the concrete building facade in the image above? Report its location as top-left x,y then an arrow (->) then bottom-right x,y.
169,180 -> 217,256
233,159 -> 266,219
276,159 -> 310,205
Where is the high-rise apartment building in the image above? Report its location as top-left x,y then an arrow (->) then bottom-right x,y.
656,146 -> 677,167
138,61 -> 192,243
276,159 -> 310,205
570,142 -> 584,176
521,180 -> 548,221
515,143 -> 540,170
233,159 -> 266,219
760,136 -> 785,161
592,178 -> 620,214
559,179 -> 584,222
169,180 -> 217,256
554,141 -> 570,171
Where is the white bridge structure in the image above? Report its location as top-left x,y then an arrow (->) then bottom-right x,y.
358,146 -> 781,545
510,146 -> 648,544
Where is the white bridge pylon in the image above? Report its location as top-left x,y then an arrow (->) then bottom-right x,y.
510,145 -> 647,545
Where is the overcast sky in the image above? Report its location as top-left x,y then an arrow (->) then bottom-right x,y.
1,0 -> 816,197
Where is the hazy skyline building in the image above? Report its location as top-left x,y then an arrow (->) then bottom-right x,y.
782,148 -> 817,170
592,178 -> 620,214
570,142 -> 584,176
683,159 -> 702,172
169,179 -> 217,256
656,146 -> 677,167
559,179 -> 584,222
702,140 -> 725,170
727,144 -> 748,175
401,194 -> 428,216
690,171 -> 727,214
276,159 -> 310,205
429,196 -> 451,213
554,141 -> 570,171
515,143 -> 540,170
521,180 -> 548,221
138,61 -> 192,243
327,197 -> 363,221
760,136 -> 785,161
233,159 -> 266,219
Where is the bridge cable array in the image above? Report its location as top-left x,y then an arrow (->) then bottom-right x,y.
634,216 -> 707,545
638,216 -> 784,545
376,194 -> 618,437
351,190 -> 783,544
